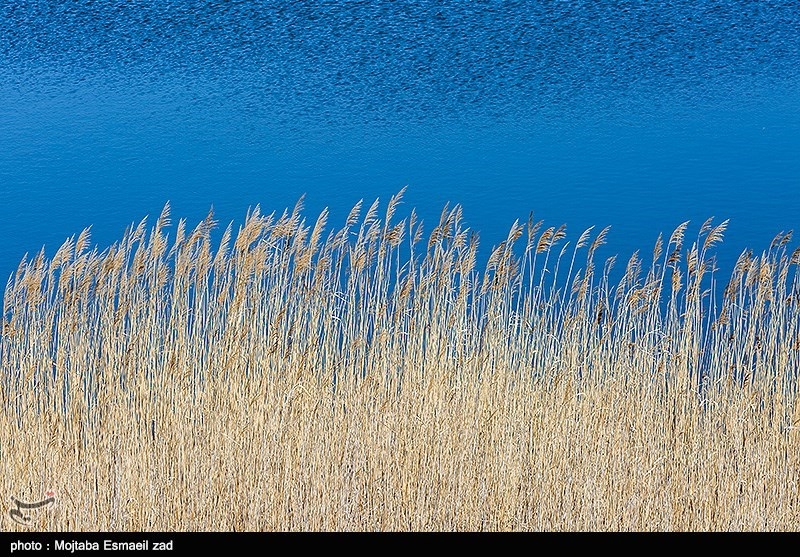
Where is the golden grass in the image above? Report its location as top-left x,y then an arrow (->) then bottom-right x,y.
2,189 -> 800,531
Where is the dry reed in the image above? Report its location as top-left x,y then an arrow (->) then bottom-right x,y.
2,189 -> 800,531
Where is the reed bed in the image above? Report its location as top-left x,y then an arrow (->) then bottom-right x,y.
2,188 -> 800,531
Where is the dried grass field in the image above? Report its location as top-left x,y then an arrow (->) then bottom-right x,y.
3,189 -> 800,531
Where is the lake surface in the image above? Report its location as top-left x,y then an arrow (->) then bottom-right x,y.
1,1 -> 799,290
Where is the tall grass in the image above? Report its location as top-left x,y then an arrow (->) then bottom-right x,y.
2,189 -> 800,531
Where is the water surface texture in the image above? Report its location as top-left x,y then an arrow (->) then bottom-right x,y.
1,1 -> 799,285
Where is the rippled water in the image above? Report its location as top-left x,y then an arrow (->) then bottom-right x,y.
1,1 -> 799,286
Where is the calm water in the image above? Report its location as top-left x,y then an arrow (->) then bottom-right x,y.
1,1 -> 799,289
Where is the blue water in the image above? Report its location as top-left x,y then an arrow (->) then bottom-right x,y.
1,1 -> 799,290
